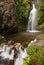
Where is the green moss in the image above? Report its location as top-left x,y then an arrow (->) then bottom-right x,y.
23,45 -> 44,65
15,0 -> 31,31
39,23 -> 44,29
23,45 -> 37,65
27,45 -> 37,56
38,0 -> 44,26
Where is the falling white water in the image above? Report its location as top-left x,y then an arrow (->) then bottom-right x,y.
1,45 -> 10,59
0,45 -> 14,60
0,44 -> 27,65
15,47 -> 27,65
27,4 -> 39,32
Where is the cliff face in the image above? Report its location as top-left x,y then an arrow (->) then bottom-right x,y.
0,0 -> 17,34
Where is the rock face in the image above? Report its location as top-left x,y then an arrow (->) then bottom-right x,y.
0,0 -> 17,34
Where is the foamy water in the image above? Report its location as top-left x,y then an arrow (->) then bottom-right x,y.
0,45 -> 27,65
27,30 -> 40,32
15,47 -> 27,65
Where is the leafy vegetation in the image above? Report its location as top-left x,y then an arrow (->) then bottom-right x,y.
23,45 -> 44,65
23,45 -> 37,65
15,0 -> 32,31
38,0 -> 44,29
39,23 -> 44,29
27,45 -> 37,56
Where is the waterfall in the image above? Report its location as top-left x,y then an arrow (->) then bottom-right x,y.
27,4 -> 39,32
15,46 -> 27,65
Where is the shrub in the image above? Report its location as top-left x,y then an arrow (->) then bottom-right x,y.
23,45 -> 44,65
27,45 -> 37,56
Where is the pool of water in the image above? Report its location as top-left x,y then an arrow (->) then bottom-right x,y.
5,31 -> 41,44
